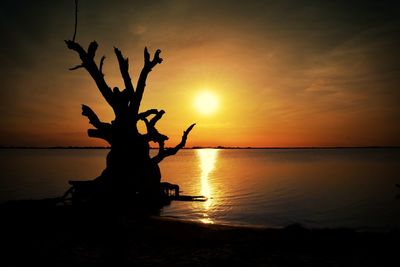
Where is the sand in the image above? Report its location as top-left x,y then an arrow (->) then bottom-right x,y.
1,202 -> 399,266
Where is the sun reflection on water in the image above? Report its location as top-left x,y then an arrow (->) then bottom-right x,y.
197,149 -> 218,223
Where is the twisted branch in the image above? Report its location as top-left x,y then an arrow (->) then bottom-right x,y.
152,123 -> 195,163
81,104 -> 112,144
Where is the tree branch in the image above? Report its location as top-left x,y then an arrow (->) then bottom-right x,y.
81,104 -> 111,130
114,47 -> 134,96
65,40 -> 115,110
152,123 -> 195,163
99,56 -> 105,73
150,110 -> 165,125
137,109 -> 158,120
145,113 -> 169,142
69,64 -> 84,71
130,47 -> 163,116
87,42 -> 98,59
81,105 -> 112,144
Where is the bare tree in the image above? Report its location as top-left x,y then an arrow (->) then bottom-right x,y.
65,40 -> 195,208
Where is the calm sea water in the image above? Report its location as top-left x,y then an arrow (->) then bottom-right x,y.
1,148 -> 399,230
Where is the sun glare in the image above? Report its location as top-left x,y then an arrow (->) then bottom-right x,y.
197,149 -> 219,223
194,91 -> 219,115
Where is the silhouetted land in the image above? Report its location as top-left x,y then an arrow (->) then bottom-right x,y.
1,203 -> 399,267
1,145 -> 399,149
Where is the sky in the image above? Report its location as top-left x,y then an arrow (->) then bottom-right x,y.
0,0 -> 399,147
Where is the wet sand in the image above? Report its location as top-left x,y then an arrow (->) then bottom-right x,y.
1,202 -> 399,266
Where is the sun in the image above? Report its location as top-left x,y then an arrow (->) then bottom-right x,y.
194,91 -> 219,115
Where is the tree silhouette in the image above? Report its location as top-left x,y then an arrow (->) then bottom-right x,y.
65,40 -> 195,209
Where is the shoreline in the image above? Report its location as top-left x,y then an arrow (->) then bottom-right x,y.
156,215 -> 400,234
1,146 -> 400,150
1,203 -> 399,266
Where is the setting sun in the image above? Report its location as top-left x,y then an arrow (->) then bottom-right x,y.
194,91 -> 219,115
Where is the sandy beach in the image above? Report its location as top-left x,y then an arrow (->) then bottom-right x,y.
1,202 -> 399,267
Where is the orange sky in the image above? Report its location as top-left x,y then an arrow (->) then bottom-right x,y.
0,1 -> 399,147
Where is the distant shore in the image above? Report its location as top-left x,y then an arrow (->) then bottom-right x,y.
1,145 -> 399,150
1,203 -> 399,267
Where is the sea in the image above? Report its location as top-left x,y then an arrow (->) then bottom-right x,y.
1,148 -> 399,231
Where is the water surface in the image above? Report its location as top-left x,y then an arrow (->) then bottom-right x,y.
1,148 -> 399,230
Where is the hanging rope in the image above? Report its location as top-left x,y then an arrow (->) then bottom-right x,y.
72,0 -> 79,42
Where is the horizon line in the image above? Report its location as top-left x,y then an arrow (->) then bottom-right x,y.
1,145 -> 399,150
